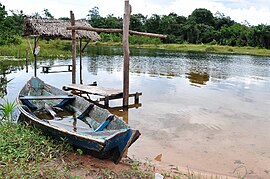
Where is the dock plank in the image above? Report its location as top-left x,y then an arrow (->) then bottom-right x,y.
63,84 -> 123,97
63,84 -> 142,107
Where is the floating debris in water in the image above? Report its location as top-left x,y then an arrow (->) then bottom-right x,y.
154,154 -> 162,162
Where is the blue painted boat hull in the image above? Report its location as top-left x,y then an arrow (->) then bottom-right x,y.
17,77 -> 140,164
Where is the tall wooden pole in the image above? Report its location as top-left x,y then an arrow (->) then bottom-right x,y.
70,11 -> 76,84
33,36 -> 37,77
79,38 -> 83,84
123,0 -> 131,107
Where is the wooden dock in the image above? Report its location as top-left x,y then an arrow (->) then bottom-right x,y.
41,64 -> 72,73
62,84 -> 142,107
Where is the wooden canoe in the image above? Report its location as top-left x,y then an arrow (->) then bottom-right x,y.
16,76 -> 140,164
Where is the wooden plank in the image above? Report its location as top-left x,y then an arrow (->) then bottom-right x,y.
40,64 -> 72,68
66,26 -> 167,38
19,95 -> 75,100
99,92 -> 142,101
63,84 -> 122,97
41,65 -> 72,73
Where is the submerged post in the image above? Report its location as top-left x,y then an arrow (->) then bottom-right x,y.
123,0 -> 131,107
79,39 -> 83,84
26,49 -> 29,73
33,36 -> 37,77
70,11 -> 76,84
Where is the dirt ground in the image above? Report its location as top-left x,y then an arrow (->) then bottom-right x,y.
62,153 -> 239,179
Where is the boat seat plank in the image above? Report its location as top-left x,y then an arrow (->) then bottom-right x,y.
19,95 -> 75,100
95,115 -> 115,132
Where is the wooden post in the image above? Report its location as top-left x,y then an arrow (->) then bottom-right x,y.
123,0 -> 131,107
79,38 -> 83,84
25,49 -> 29,73
70,11 -> 76,84
33,36 -> 37,77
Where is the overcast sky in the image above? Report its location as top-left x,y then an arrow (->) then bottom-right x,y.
1,0 -> 270,25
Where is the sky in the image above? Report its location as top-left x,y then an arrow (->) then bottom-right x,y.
1,0 -> 270,25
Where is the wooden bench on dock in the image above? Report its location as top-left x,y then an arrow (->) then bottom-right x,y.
40,64 -> 72,73
62,84 -> 142,107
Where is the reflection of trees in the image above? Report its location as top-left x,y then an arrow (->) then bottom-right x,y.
186,72 -> 209,86
0,59 -> 25,97
87,57 -> 98,75
84,46 -> 270,83
0,60 -> 25,75
86,55 -> 122,75
0,76 -> 9,98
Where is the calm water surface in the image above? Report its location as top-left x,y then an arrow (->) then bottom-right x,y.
1,47 -> 270,178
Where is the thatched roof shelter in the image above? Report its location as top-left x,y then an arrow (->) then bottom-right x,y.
24,18 -> 101,40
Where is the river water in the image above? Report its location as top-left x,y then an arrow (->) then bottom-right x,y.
1,46 -> 270,178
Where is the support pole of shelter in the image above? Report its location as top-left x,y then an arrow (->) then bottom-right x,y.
123,0 -> 131,107
33,36 -> 37,77
70,11 -> 76,84
25,49 -> 28,73
79,38 -> 83,84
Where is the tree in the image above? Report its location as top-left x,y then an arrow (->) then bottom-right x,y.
189,8 -> 215,26
32,12 -> 41,18
43,9 -> 54,19
104,14 -> 122,28
158,13 -> 186,43
145,14 -> 161,33
4,10 -> 25,35
130,13 -> 146,32
0,3 -> 23,45
220,23 -> 248,46
214,11 -> 234,30
87,6 -> 105,27
251,24 -> 270,49
0,3 -> 7,22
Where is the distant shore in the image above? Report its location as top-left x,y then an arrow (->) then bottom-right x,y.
1,39 -> 270,59
95,42 -> 270,57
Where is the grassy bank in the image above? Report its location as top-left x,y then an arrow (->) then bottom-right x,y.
96,42 -> 270,57
0,39 -> 72,59
1,38 -> 270,59
0,121 -> 73,178
0,121 -> 191,178
142,43 -> 270,57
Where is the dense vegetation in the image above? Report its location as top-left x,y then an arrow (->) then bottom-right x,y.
1,2 -> 270,49
87,7 -> 270,49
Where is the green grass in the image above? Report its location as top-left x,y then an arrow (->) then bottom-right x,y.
0,99 -> 17,121
128,43 -> 270,57
0,38 -> 72,59
0,121 -> 73,178
1,38 -> 270,59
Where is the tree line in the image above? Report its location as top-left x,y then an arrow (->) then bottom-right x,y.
88,7 -> 270,49
1,3 -> 270,49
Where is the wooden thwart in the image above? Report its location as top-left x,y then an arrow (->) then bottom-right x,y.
19,95 -> 75,100
40,64 -> 72,73
62,84 -> 142,107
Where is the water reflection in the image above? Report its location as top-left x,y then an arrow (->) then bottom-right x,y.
0,58 -> 25,98
0,76 -> 10,98
186,72 -> 209,86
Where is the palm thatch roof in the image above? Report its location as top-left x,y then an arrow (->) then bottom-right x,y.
24,18 -> 101,40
